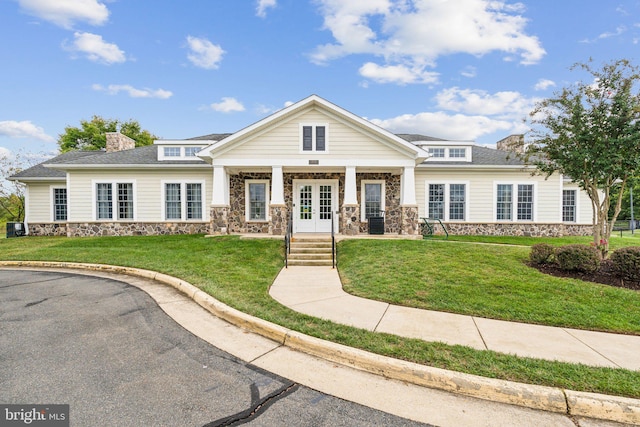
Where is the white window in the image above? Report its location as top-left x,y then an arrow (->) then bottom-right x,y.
52,187 -> 67,221
429,148 -> 445,158
361,180 -> 385,221
300,124 -> 327,152
94,181 -> 135,220
449,148 -> 466,158
426,182 -> 467,221
496,183 -> 535,221
245,180 -> 270,221
563,190 -> 576,222
163,181 -> 204,220
163,147 -> 181,157
184,146 -> 202,157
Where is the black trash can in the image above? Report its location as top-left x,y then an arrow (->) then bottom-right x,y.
6,222 -> 25,238
368,211 -> 385,235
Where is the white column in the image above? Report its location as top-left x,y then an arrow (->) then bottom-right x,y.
344,166 -> 357,205
271,166 -> 285,205
401,166 -> 417,205
211,165 -> 228,205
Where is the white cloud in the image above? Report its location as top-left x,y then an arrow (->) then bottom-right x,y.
186,36 -> 225,70
359,62 -> 439,85
18,0 -> 109,29
256,0 -> 277,18
534,79 -> 555,91
435,87 -> 538,118
311,0 -> 545,84
66,32 -> 126,64
0,120 -> 55,142
371,112 -> 515,141
209,97 -> 245,113
92,84 -> 173,99
580,25 -> 627,43
460,66 -> 477,78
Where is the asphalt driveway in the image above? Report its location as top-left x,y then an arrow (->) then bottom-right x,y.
0,269 -> 427,426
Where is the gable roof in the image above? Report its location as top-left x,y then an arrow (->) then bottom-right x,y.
198,94 -> 429,161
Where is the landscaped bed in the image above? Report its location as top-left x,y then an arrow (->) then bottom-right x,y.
1,234 -> 639,399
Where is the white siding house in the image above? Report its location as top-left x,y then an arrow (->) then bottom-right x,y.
10,95 -> 593,237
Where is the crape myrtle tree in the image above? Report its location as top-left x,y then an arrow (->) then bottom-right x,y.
58,116 -> 157,152
527,59 -> 640,255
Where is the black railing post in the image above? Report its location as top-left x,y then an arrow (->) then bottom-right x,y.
331,211 -> 336,269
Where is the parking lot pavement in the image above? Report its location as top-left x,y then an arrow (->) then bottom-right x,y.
0,270 -> 429,427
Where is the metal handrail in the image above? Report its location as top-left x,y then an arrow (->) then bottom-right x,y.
284,211 -> 293,268
420,217 -> 449,239
331,211 -> 336,269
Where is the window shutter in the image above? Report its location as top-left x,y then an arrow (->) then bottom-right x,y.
316,126 -> 325,151
303,126 -> 313,151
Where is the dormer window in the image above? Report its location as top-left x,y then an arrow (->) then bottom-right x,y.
158,146 -> 204,160
164,147 -> 181,157
301,124 -> 327,152
184,147 -> 202,157
449,148 -> 466,158
428,148 -> 445,158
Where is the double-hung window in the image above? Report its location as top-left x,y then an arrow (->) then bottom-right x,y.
246,180 -> 269,221
427,183 -> 466,221
164,182 -> 203,220
53,188 -> 67,221
496,184 -> 534,221
301,125 -> 327,152
361,181 -> 385,220
563,190 -> 576,222
95,182 -> 135,220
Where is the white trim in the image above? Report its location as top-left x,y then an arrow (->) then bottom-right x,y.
299,123 -> 329,153
561,188 -> 579,223
424,180 -> 470,222
245,180 -> 271,222
271,166 -> 285,205
493,181 -> 538,222
211,158 -> 417,168
158,145 -> 206,161
161,180 -> 206,221
401,166 -> 417,206
344,166 -> 357,205
91,179 -> 137,221
361,180 -> 386,222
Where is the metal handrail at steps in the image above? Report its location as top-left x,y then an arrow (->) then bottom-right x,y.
284,211 -> 293,268
420,217 -> 449,239
331,212 -> 336,269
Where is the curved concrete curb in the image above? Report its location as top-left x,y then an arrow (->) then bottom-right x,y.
3,260 -> 639,425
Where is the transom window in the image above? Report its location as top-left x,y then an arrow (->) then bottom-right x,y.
95,182 -> 135,220
164,182 -> 204,220
301,125 -> 327,152
563,190 -> 576,222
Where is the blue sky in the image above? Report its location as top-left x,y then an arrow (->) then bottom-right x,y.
1,0 -> 639,162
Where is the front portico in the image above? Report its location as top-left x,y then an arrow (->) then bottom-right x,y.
201,95 -> 426,236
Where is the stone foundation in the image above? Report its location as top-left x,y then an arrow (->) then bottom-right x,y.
440,223 -> 593,237
269,204 -> 287,235
27,223 -> 68,237
66,222 -> 209,237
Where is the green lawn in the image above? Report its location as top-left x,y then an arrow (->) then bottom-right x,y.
1,234 -> 640,399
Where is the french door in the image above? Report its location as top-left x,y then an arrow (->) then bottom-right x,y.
293,180 -> 337,233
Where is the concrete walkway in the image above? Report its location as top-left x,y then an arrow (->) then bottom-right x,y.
269,266 -> 640,371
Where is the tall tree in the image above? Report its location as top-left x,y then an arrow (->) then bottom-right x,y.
527,59 -> 640,254
0,150 -> 33,222
58,116 -> 157,152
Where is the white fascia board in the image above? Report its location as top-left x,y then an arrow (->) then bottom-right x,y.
212,158 -> 417,168
46,164 -> 211,170
415,140 -> 474,146
8,176 -> 66,182
154,140 -> 213,145
417,163 -> 535,171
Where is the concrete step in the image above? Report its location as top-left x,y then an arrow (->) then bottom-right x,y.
287,259 -> 334,266
289,247 -> 333,254
288,253 -> 333,260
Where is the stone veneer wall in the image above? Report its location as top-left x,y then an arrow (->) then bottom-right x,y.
439,223 -> 593,237
357,173 -> 401,234
65,222 -> 210,237
228,173 -> 273,233
27,223 -> 68,237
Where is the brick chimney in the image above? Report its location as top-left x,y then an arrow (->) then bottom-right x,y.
106,132 -> 136,152
496,134 -> 524,154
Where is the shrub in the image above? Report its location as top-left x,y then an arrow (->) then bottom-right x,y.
555,244 -> 601,273
529,243 -> 555,265
610,247 -> 640,282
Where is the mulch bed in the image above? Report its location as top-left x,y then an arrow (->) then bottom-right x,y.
531,260 -> 640,291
